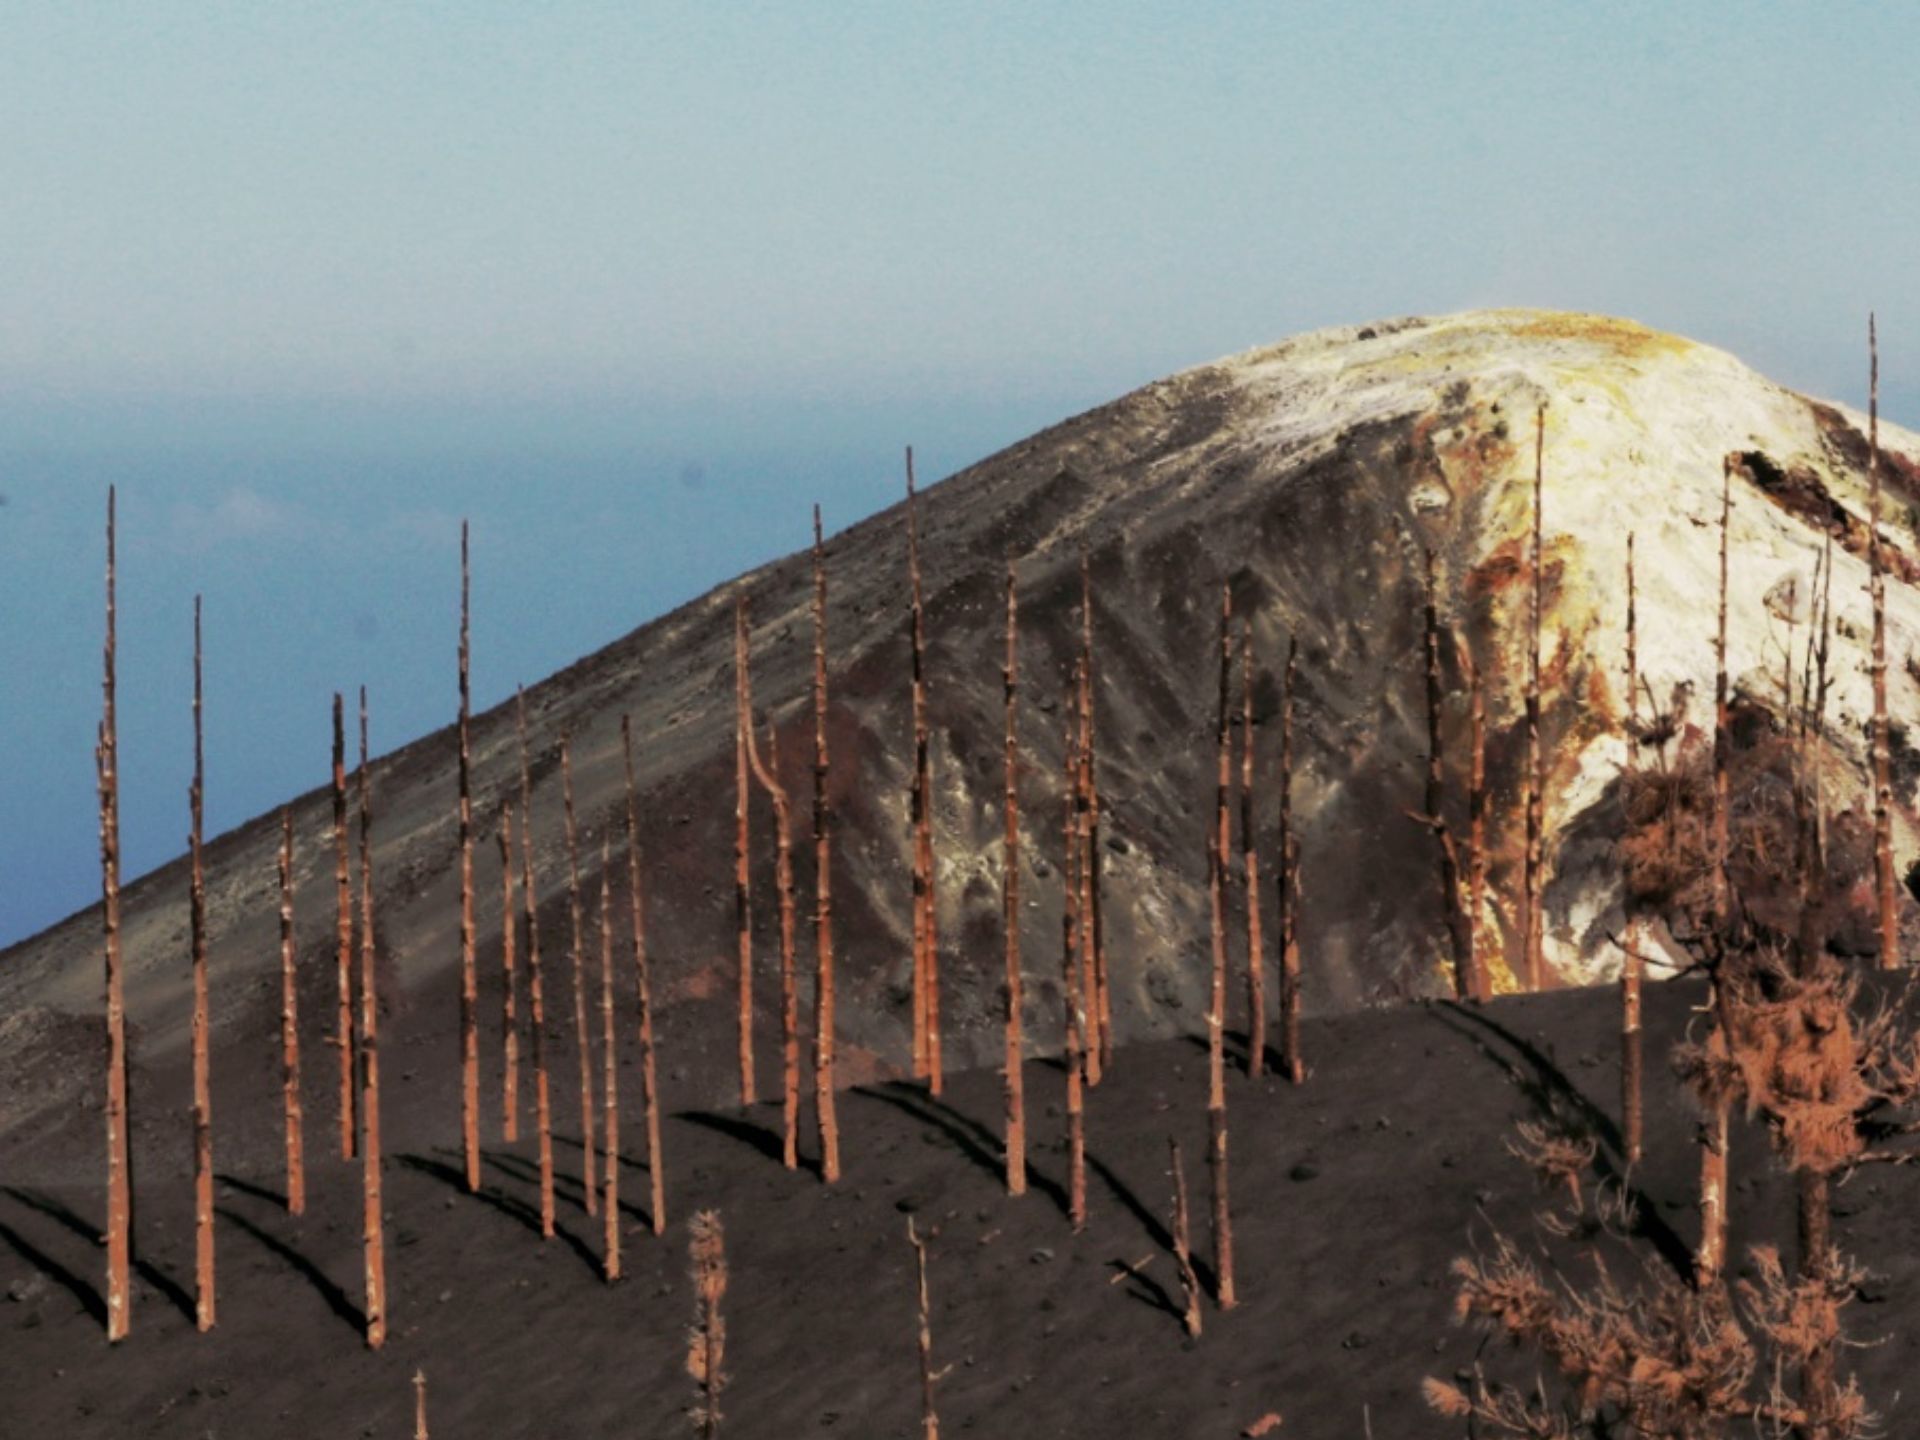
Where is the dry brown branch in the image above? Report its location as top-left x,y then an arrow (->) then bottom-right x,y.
458,520 -> 480,1192
561,734 -> 599,1216
517,688 -> 555,1237
621,715 -> 666,1235
1168,1136 -> 1202,1338
687,1210 -> 728,1438
812,507 -> 840,1183
1003,559 -> 1026,1196
99,488 -> 131,1342
358,687 -> 388,1349
279,809 -> 305,1217
188,596 -> 216,1330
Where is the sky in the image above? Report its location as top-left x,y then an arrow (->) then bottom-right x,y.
5,2 -> 1920,948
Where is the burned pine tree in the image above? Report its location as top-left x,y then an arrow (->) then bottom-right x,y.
1278,635 -> 1305,1084
333,691 -> 356,1160
811,508 -> 841,1184
357,688 -> 388,1349
1062,705 -> 1088,1232
1697,455 -> 1736,1288
620,715 -> 666,1235
1074,660 -> 1100,1091
907,1218 -> 941,1440
1002,560 -> 1027,1197
687,1210 -> 729,1439
1466,648 -> 1489,1003
1620,535 -> 1644,1166
458,521 -> 480,1192
746,714 -> 801,1172
1411,550 -> 1476,1002
598,844 -> 620,1282
188,596 -> 216,1331
1240,621 -> 1268,1075
1523,404 -> 1547,991
1869,316 -> 1899,970
517,689 -> 556,1236
279,809 -> 306,1217
1207,585 -> 1237,1308
1080,554 -> 1111,1075
734,595 -> 757,1106
560,735 -> 599,1216
98,487 -> 132,1342
906,449 -> 943,1094
1168,1136 -> 1202,1338
499,803 -> 519,1143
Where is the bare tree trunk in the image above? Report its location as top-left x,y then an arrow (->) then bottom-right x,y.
1622,534 -> 1643,1167
734,596 -> 757,1106
561,736 -> 598,1216
516,689 -> 555,1237
620,716 -> 666,1235
908,1217 -> 940,1440
746,718 -> 800,1171
1524,404 -> 1547,991
188,596 -> 216,1331
1278,636 -> 1304,1084
413,1370 -> 429,1440
1208,585 -> 1237,1309
1421,551 -> 1475,1001
1002,560 -> 1027,1197
279,809 -> 306,1216
1168,1137 -> 1202,1338
1063,706 -> 1087,1232
458,521 -> 480,1192
599,845 -> 619,1283
1698,460 -> 1734,1289
1870,316 -> 1899,969
358,688 -> 388,1349
907,449 -> 942,1094
687,1210 -> 728,1440
333,692 -> 356,1160
499,804 -> 519,1143
99,487 -> 132,1343
1241,622 -> 1267,1075
812,508 -> 840,1184
1467,648 -> 1488,1002
1075,662 -> 1099,1092
1081,554 -> 1111,1077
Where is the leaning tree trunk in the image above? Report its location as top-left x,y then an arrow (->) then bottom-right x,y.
358,688 -> 388,1349
1524,404 -> 1546,991
734,596 -> 757,1105
1002,560 -> 1027,1197
333,691 -> 356,1160
620,715 -> 666,1235
746,717 -> 800,1172
188,595 -> 216,1331
1278,636 -> 1304,1084
1207,585 -> 1237,1309
1168,1136 -> 1202,1338
98,486 -> 132,1343
458,521 -> 480,1192
598,846 -> 619,1283
1870,317 -> 1899,970
811,508 -> 841,1184
516,689 -> 555,1237
1241,622 -> 1267,1076
279,809 -> 306,1216
561,736 -> 598,1217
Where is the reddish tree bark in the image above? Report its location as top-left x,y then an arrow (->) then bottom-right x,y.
1062,707 -> 1087,1232
1207,584 -> 1237,1308
1074,660 -> 1100,1092
746,716 -> 800,1171
908,1217 -> 940,1440
98,487 -> 132,1342
458,520 -> 480,1191
620,716 -> 666,1235
1002,560 -> 1026,1197
598,843 -> 619,1282
1622,533 -> 1644,1166
516,689 -> 555,1237
561,735 -> 599,1216
358,688 -> 388,1349
1241,622 -> 1267,1075
333,691 -> 356,1160
812,508 -> 840,1183
1168,1136 -> 1202,1338
1278,635 -> 1304,1083
1419,550 -> 1476,1001
1698,459 -> 1734,1287
1524,404 -> 1547,991
279,809 -> 306,1216
734,596 -> 757,1106
1080,554 -> 1111,1076
1870,316 -> 1899,969
687,1210 -> 728,1439
907,449 -> 942,1093
413,1370 -> 429,1440
499,803 -> 519,1143
188,595 -> 216,1330
1467,648 -> 1488,1002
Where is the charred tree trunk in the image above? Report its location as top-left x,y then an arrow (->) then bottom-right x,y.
620,716 -> 666,1235
1168,1136 -> 1202,1338
333,692 -> 356,1160
499,804 -> 519,1143
1062,708 -> 1087,1232
1421,551 -> 1475,1001
1074,661 -> 1099,1092
279,809 -> 306,1216
687,1210 -> 728,1440
734,596 -> 757,1106
1208,585 -> 1237,1308
413,1370 -> 429,1440
188,596 -> 216,1330
811,509 -> 840,1184
1621,534 -> 1644,1167
1241,622 -> 1267,1075
358,688 -> 388,1349
1871,316 -> 1899,969
1080,554 -> 1111,1076
516,689 -> 555,1237
598,846 -> 619,1282
561,736 -> 599,1216
907,449 -> 942,1094
458,521 -> 480,1192
1278,636 -> 1304,1084
1524,404 -> 1547,991
746,717 -> 800,1171
98,487 -> 132,1343
1698,459 -> 1735,1289
1002,560 -> 1027,1197
1467,649 -> 1489,1002
908,1218 -> 940,1440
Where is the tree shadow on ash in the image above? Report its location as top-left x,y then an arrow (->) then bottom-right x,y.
849,1082 -> 1071,1217
1,1186 -> 195,1323
0,1218 -> 107,1326
399,1154 -> 600,1274
1085,1152 -> 1219,1300
214,1172 -> 287,1210
214,1206 -> 362,1334
1177,1029 -> 1259,1075
536,1138 -> 658,1225
1105,1252 -> 1186,1328
1424,1001 -> 1695,1282
674,1109 -> 808,1174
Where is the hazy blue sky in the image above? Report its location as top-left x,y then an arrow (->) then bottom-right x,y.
5,3 -> 1920,947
